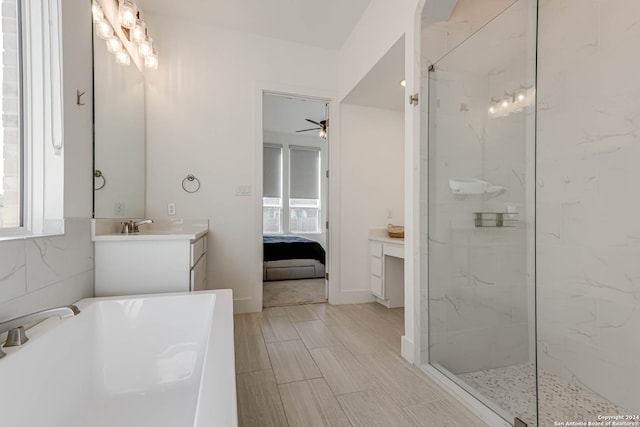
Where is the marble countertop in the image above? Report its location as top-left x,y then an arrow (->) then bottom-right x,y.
368,228 -> 405,245
92,218 -> 208,242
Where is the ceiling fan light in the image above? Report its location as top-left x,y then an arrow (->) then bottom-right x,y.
118,0 -> 138,29
318,128 -> 327,139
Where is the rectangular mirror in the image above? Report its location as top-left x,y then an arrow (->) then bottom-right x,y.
93,19 -> 145,218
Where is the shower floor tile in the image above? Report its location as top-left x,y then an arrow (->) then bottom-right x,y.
458,364 -> 633,426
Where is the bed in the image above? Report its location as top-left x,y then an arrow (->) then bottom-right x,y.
263,235 -> 326,281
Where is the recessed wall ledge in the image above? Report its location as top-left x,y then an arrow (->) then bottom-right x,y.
91,218 -> 209,241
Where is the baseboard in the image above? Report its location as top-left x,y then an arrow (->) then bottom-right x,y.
401,336 -> 415,363
420,364 -> 512,427
329,289 -> 376,305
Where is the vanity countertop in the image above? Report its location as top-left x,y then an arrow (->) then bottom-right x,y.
368,228 -> 405,245
92,218 -> 208,242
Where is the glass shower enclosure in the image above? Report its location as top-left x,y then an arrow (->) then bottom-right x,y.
421,0 -> 537,424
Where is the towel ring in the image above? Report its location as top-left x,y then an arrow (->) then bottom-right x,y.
94,169 -> 106,190
182,174 -> 201,193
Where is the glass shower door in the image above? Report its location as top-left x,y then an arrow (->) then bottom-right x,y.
424,0 -> 538,424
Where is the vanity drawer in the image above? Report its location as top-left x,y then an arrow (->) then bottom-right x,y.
370,275 -> 383,298
369,241 -> 382,258
370,257 -> 382,277
191,235 -> 207,267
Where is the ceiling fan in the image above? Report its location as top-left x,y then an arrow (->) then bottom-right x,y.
296,119 -> 328,139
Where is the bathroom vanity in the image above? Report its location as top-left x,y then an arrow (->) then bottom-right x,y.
92,219 -> 209,297
368,229 -> 404,308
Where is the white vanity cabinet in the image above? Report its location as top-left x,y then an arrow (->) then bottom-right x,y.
93,219 -> 209,297
190,235 -> 208,292
368,230 -> 404,308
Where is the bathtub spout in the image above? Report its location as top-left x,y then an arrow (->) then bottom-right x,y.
0,305 -> 80,358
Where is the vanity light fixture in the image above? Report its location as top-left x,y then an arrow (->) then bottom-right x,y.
118,0 -> 138,29
106,36 -> 123,54
144,46 -> 158,70
95,20 -> 113,40
115,50 -> 131,65
93,0 -> 158,69
92,1 -> 104,23
488,86 -> 535,118
138,34 -> 153,58
131,17 -> 146,44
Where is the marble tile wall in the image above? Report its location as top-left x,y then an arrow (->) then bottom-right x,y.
0,219 -> 94,320
536,0 -> 640,414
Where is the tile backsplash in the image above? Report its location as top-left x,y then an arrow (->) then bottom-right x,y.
0,218 -> 94,319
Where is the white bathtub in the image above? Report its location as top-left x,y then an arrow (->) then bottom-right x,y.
0,290 -> 237,427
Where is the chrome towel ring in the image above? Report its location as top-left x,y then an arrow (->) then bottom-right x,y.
182,174 -> 201,193
94,169 -> 106,190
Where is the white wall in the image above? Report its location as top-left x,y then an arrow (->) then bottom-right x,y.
338,0 -> 419,102
0,0 -> 94,319
143,13 -> 337,313
339,104 -> 404,300
537,0 -> 640,414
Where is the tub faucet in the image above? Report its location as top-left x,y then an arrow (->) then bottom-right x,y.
121,218 -> 153,234
0,305 -> 80,359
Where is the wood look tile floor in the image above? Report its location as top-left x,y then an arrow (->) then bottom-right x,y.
234,303 -> 488,427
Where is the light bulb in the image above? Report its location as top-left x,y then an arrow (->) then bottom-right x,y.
118,0 -> 138,29
501,99 -> 509,108
139,35 -> 153,57
95,20 -> 113,40
319,129 -> 327,138
131,18 -> 146,44
115,50 -> 131,65
106,36 -> 123,54
92,1 -> 104,23
144,47 -> 158,70
516,91 -> 526,102
488,106 -> 496,115
400,79 -> 406,87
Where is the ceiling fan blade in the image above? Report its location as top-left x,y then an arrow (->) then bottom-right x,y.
296,127 -> 321,133
305,119 -> 322,126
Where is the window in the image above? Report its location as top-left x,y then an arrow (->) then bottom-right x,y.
263,145 -> 282,234
0,0 -> 64,238
289,146 -> 320,234
263,143 -> 322,235
0,0 -> 21,228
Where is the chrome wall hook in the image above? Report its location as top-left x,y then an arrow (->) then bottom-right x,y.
76,90 -> 86,106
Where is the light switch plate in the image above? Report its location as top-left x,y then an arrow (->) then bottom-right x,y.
167,203 -> 176,215
235,185 -> 251,196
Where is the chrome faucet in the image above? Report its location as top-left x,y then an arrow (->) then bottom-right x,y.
121,218 -> 154,234
0,305 -> 80,359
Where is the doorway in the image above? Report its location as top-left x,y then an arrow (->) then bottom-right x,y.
261,93 -> 329,308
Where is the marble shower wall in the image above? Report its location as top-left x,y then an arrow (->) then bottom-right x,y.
537,0 -> 640,414
425,0 -> 536,375
0,219 -> 94,319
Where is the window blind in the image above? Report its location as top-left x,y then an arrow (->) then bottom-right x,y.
290,146 -> 320,199
263,145 -> 282,198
